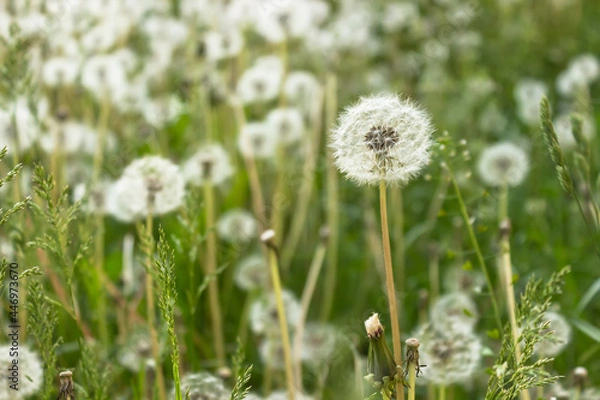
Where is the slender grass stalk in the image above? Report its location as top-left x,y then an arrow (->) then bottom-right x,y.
93,212 -> 109,345
446,166 -> 503,331
143,213 -> 167,400
293,229 -> 328,389
204,181 -> 227,368
439,386 -> 446,400
261,230 -> 295,400
351,345 -> 365,398
390,187 -> 406,294
321,73 -> 339,322
428,243 -> 440,303
497,184 -> 530,400
379,180 -> 404,400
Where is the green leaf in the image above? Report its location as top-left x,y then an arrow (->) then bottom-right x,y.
576,278 -> 600,314
571,318 -> 600,343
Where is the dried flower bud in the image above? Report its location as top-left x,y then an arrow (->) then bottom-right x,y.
573,366 -> 588,390
365,313 -> 398,388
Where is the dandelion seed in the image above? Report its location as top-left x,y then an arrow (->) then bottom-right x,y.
477,142 -> 529,187
237,63 -> 283,104
299,323 -> 340,366
204,29 -> 244,62
330,93 -> 434,186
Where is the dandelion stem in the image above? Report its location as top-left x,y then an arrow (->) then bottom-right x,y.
293,231 -> 328,389
321,73 -> 339,322
263,233 -> 296,400
498,184 -> 530,400
144,213 -> 167,400
204,181 -> 227,367
446,166 -> 503,331
379,180 -> 404,400
390,187 -> 406,294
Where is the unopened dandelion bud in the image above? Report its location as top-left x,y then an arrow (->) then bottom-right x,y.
261,229 -> 277,248
573,366 -> 588,390
365,313 -> 397,384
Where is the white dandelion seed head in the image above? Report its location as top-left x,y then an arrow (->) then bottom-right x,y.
41,56 -> 80,87
477,142 -> 529,187
143,95 -> 185,128
81,54 -> 127,102
382,2 -> 419,33
39,121 -> 99,155
569,54 -> 600,85
216,208 -> 258,243
300,323 -> 341,366
182,144 -> 234,186
330,93 -> 434,186
284,71 -> 322,112
235,254 -> 269,291
0,345 -> 43,398
107,156 -> 185,222
254,1 -> 314,43
415,325 -> 482,386
553,113 -> 596,150
259,335 -> 297,370
176,372 -> 229,400
236,62 -> 283,104
204,28 -> 245,62
534,311 -> 572,357
249,289 -> 301,335
266,107 -> 305,145
514,79 -> 547,125
238,122 -> 278,160
430,293 -> 479,335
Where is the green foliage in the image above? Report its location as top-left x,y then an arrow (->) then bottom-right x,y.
155,226 -> 183,400
230,339 -> 253,400
485,267 -> 571,400
76,341 -> 113,400
26,280 -> 60,400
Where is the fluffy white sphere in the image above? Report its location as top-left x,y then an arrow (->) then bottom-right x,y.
330,93 -> 434,186
477,142 -> 529,187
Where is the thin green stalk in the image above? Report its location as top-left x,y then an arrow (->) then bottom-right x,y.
446,166 -> 502,331
144,213 -> 167,400
93,213 -> 108,345
262,232 -> 295,400
379,181 -> 404,400
498,184 -> 530,400
405,339 -> 420,400
293,233 -> 328,389
204,181 -> 226,367
439,386 -> 446,400
390,187 -> 405,294
320,73 -> 339,322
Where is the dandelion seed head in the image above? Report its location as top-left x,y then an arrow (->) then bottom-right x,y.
235,254 -> 269,291
553,113 -> 596,150
300,323 -> 341,365
238,122 -> 278,159
266,107 -> 305,145
182,144 -> 234,186
477,142 -> 529,187
0,345 -> 43,398
330,93 -> 434,186
415,325 -> 482,386
216,208 -> 258,243
108,156 -> 185,222
204,29 -> 244,62
175,372 -> 229,400
237,61 -> 283,104
430,293 -> 478,335
249,289 -> 301,335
